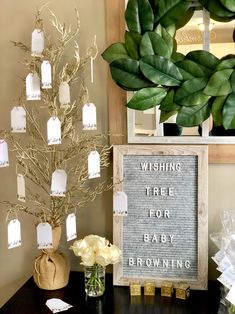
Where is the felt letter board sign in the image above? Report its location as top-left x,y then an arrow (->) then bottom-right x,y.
113,145 -> 208,290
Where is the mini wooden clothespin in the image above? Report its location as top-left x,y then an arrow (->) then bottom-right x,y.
175,283 -> 190,300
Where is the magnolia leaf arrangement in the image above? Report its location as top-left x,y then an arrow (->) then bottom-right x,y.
102,0 -> 235,129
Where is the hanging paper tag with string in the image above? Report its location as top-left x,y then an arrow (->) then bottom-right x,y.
50,169 -> 67,197
31,29 -> 44,57
59,82 -> 70,107
11,106 -> 26,133
47,117 -> 61,145
26,73 -> 41,100
88,151 -> 100,179
36,222 -> 53,249
90,56 -> 94,83
41,60 -> 52,89
8,219 -> 21,249
113,191 -> 128,216
0,140 -> 9,168
66,213 -> 77,241
17,174 -> 26,202
82,103 -> 97,130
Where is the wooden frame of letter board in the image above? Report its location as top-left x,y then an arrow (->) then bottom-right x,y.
113,145 -> 208,290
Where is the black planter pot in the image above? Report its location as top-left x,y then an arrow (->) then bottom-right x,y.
163,123 -> 183,136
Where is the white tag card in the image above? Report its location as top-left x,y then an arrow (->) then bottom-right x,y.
26,73 -> 41,100
226,284 -> 235,306
11,106 -> 26,133
36,222 -> 53,249
8,219 -> 21,249
66,213 -> 77,241
47,117 -> 61,145
113,191 -> 128,216
59,82 -> 70,107
41,60 -> 52,89
0,140 -> 9,168
50,169 -> 67,197
82,103 -> 97,130
88,151 -> 100,179
17,174 -> 26,202
31,29 -> 44,57
46,298 -> 73,313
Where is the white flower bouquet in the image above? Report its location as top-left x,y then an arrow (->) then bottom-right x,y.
70,235 -> 122,296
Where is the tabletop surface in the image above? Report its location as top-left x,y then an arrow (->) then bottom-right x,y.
0,272 -> 222,314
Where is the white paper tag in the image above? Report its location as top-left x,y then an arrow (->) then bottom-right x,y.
46,298 -> 73,313
218,266 -> 235,290
11,107 -> 26,133
36,222 -> 53,249
8,219 -> 21,249
113,191 -> 128,216
31,29 -> 44,57
66,213 -> 77,241
26,73 -> 41,100
47,117 -> 61,145
88,151 -> 100,179
226,284 -> 235,306
82,103 -> 97,130
0,140 -> 9,168
211,249 -> 225,267
17,174 -> 26,202
59,82 -> 70,107
41,60 -> 52,89
217,255 -> 231,273
50,169 -> 67,197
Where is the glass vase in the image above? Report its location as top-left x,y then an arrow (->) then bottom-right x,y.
84,264 -> 105,297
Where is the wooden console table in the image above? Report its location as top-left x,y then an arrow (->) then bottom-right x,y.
0,272 -> 221,313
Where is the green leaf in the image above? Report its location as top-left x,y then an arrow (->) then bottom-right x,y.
222,93 -> 235,129
154,25 -> 174,56
154,0 -> 191,28
176,59 -> 212,78
125,31 -> 142,60
176,102 -> 211,127
125,0 -> 154,34
186,50 -> 220,71
175,77 -> 210,107
216,58 -> 235,70
202,0 -> 234,17
171,52 -> 185,62
211,96 -> 227,126
127,87 -> 167,110
110,58 -> 154,91
160,90 -> 181,111
160,110 -> 178,123
140,32 -> 171,59
140,55 -> 183,86
204,69 -> 233,96
101,43 -> 129,63
230,70 -> 235,93
219,0 -> 235,12
175,7 -> 195,29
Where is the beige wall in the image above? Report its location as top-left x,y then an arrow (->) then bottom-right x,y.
0,0 -> 235,308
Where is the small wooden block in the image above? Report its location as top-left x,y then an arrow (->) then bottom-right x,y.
161,281 -> 173,297
175,283 -> 190,300
144,281 -> 155,296
130,281 -> 141,296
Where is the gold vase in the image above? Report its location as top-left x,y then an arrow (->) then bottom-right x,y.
33,226 -> 70,290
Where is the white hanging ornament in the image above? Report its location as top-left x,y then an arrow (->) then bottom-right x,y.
0,140 -> 9,168
17,174 -> 26,202
50,169 -> 67,197
47,117 -> 61,145
41,60 -> 52,89
31,29 -> 44,57
11,106 -> 26,133
88,150 -> 100,179
8,219 -> 21,249
66,213 -> 77,242
26,73 -> 41,100
36,222 -> 53,249
82,103 -> 97,130
113,191 -> 128,216
59,82 -> 70,107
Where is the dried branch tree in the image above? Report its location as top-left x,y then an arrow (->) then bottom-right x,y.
1,7 -> 111,227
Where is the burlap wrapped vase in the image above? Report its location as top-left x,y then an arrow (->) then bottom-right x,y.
33,226 -> 70,290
